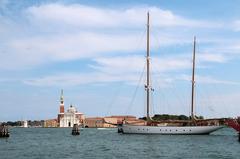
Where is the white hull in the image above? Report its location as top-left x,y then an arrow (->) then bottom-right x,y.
121,124 -> 223,135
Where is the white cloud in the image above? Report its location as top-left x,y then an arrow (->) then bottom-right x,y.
196,92 -> 240,118
24,54 -> 236,87
0,3 -> 227,70
0,32 -> 144,69
178,74 -> 239,85
24,72 -> 140,87
198,52 -> 227,63
26,3 -> 215,29
232,20 -> 240,31
93,55 -> 192,73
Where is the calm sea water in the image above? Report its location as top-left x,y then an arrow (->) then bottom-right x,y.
0,127 -> 239,159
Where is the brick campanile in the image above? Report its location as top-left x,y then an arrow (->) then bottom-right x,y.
59,89 -> 65,113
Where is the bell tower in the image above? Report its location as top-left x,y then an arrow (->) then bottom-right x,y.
59,89 -> 64,113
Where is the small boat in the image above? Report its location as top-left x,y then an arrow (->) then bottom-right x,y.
72,124 -> 80,135
120,12 -> 223,135
0,125 -> 10,138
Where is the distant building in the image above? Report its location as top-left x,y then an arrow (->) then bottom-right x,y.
44,119 -> 58,127
23,120 -> 28,128
84,117 -> 115,128
57,90 -> 85,127
84,116 -> 138,128
104,115 -> 137,125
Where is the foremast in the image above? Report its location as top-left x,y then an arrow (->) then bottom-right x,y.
146,12 -> 151,121
191,36 -> 196,121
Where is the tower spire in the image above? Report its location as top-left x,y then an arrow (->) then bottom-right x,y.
60,89 -> 64,104
59,89 -> 65,113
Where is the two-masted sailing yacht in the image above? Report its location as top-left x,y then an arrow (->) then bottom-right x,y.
120,12 -> 223,134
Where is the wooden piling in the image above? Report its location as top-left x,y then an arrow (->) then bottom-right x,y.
72,124 -> 80,135
0,125 -> 10,138
239,132 -> 240,142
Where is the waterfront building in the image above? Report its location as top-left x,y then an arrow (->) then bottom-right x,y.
57,90 -> 85,127
84,116 -> 141,128
84,117 -> 115,128
44,119 -> 58,127
104,115 -> 137,125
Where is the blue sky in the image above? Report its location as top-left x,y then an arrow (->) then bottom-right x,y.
1,0 -> 240,121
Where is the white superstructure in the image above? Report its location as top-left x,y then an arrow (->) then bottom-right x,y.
23,120 -> 28,128
59,105 -> 84,127
57,90 -> 85,127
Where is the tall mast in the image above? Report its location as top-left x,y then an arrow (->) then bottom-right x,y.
146,12 -> 150,121
191,36 -> 196,121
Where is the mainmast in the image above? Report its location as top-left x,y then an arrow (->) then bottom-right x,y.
191,36 -> 196,121
146,12 -> 150,121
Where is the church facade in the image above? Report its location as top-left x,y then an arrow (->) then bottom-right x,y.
57,90 -> 85,127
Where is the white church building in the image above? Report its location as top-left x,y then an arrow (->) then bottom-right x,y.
57,90 -> 85,127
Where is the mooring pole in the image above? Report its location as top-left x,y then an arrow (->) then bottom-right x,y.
238,132 -> 240,142
238,118 -> 240,142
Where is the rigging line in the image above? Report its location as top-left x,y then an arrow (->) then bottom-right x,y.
147,32 -> 165,114
150,60 -> 165,115
149,62 -> 155,116
125,62 -> 146,115
151,26 -> 191,116
151,88 -> 155,116
159,86 -> 171,114
197,82 -> 216,117
211,82 -> 230,116
151,28 -> 169,57
149,59 -> 166,115
165,78 -> 188,113
202,82 -> 228,117
152,24 -> 176,115
134,27 -> 147,55
188,80 -> 193,118
194,81 -> 198,117
106,28 -> 146,116
152,27 -> 198,117
151,29 -> 187,115
105,81 -> 125,117
151,60 -> 187,115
